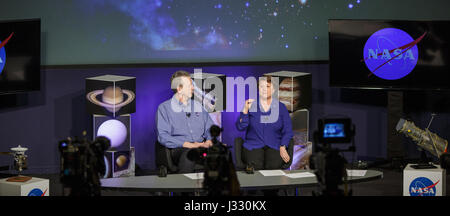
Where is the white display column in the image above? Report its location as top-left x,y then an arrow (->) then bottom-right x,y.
403,163 -> 446,196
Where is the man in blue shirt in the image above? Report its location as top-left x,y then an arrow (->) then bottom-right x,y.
156,70 -> 214,173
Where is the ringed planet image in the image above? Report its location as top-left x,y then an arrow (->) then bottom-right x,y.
86,86 -> 135,113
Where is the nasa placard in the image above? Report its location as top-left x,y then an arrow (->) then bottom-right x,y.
403,163 -> 446,196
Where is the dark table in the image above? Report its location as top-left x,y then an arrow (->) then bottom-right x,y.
100,169 -> 383,193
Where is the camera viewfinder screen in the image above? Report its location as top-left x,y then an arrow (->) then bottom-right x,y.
323,123 -> 345,138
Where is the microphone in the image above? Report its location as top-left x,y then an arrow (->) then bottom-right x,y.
186,112 -> 191,118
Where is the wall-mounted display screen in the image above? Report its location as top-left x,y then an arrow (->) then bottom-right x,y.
0,19 -> 40,94
329,19 -> 450,90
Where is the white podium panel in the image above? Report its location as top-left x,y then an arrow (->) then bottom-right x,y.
0,177 -> 49,196
403,163 -> 446,196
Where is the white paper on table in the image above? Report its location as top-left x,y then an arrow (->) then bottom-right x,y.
346,169 -> 367,177
184,173 -> 204,180
259,170 -> 286,176
285,172 -> 316,179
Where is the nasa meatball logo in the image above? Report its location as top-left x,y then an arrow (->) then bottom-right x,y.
362,28 -> 426,80
27,188 -> 48,196
0,33 -> 14,75
409,177 -> 439,196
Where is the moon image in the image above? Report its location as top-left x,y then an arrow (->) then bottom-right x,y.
86,86 -> 135,113
96,119 -> 127,148
116,155 -> 128,168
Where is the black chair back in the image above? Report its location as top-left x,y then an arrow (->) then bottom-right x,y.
155,140 -> 178,173
234,137 -> 246,170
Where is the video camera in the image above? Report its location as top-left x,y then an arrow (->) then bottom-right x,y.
187,125 -> 240,196
58,131 -> 110,196
310,117 -> 355,196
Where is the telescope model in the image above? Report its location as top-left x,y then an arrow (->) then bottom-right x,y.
396,118 -> 448,159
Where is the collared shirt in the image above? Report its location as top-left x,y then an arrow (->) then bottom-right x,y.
156,95 -> 214,148
236,98 -> 294,151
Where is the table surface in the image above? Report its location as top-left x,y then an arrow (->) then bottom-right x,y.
0,176 -> 48,185
100,169 -> 383,192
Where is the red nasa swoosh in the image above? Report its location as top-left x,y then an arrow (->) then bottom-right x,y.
418,179 -> 440,196
0,32 -> 14,49
41,188 -> 48,196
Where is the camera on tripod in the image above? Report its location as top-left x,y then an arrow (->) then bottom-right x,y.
187,125 -> 240,196
309,117 -> 356,196
58,131 -> 110,196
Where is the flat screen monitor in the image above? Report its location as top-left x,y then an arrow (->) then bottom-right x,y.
329,19 -> 450,90
317,118 -> 352,144
323,123 -> 346,138
0,19 -> 40,94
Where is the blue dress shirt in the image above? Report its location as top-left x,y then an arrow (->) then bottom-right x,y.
236,99 -> 294,151
156,95 -> 214,149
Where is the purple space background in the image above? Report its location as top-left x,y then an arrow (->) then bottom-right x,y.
0,63 -> 394,173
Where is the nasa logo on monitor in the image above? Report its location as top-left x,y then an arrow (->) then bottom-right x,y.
0,33 -> 13,75
409,177 -> 439,196
363,28 -> 425,80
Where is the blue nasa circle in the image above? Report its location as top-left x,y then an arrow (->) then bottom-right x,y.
0,40 -> 5,75
363,28 -> 419,80
27,188 -> 44,196
409,177 -> 436,196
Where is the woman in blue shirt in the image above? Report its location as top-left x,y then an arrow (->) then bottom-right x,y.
236,76 -> 294,170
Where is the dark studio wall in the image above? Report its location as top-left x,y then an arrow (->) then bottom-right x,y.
1,64 -> 449,173
0,63 -> 389,173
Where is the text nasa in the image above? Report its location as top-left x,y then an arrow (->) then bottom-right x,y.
367,49 -> 415,60
411,186 -> 435,195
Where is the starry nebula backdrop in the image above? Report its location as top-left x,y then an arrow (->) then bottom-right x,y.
80,0 -> 362,63
88,0 -> 318,51
1,0 -> 450,65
